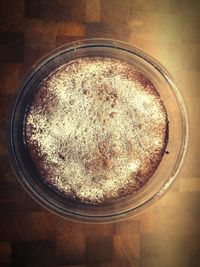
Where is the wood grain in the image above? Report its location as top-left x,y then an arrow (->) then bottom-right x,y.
0,0 -> 199,266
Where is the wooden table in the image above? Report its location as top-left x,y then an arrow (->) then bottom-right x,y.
0,1 -> 200,266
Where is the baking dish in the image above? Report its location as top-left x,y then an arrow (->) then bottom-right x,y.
7,39 -> 189,222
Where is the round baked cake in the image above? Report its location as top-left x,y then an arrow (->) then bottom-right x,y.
25,57 -> 168,204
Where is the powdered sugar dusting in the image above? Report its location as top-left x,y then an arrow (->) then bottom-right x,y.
26,57 -> 168,203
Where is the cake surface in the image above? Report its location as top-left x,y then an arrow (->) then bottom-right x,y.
25,57 -> 168,204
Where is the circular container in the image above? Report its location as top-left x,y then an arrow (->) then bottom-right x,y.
7,39 -> 189,223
